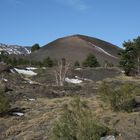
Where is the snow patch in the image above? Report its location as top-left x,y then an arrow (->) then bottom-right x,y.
14,68 -> 37,76
26,67 -> 38,70
25,47 -> 31,54
42,67 -> 46,70
65,77 -> 82,84
10,69 -> 15,73
75,68 -> 82,70
13,112 -> 24,116
88,42 -> 118,59
100,136 -> 115,140
3,78 -> 8,82
28,98 -> 35,101
75,76 -> 92,82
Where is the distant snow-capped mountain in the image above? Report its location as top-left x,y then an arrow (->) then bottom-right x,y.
0,43 -> 31,55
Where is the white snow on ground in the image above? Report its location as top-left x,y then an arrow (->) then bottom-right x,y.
75,76 -> 92,82
26,67 -> 38,70
75,68 -> 82,70
25,48 -> 31,54
28,80 -> 34,84
2,78 -> 8,82
42,67 -> 46,70
13,112 -> 24,116
14,68 -> 37,76
88,42 -> 118,59
10,69 -> 15,73
28,98 -> 35,101
65,77 -> 83,84
100,136 -> 115,140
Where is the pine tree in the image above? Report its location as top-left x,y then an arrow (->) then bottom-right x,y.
31,43 -> 40,52
119,37 -> 140,76
82,54 -> 100,67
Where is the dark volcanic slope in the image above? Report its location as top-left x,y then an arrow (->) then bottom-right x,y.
29,35 -> 121,65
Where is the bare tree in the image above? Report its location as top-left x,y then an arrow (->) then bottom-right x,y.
54,58 -> 71,86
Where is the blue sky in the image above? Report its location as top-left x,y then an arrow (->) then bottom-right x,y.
0,0 -> 140,47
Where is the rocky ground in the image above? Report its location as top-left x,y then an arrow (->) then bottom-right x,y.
0,65 -> 140,140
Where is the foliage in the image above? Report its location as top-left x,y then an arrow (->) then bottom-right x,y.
74,61 -> 80,67
82,54 -> 100,67
119,36 -> 140,76
99,82 -> 139,112
0,91 -> 10,114
31,43 -> 40,52
51,97 -> 110,140
43,57 -> 54,67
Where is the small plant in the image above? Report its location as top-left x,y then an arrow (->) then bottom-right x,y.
51,97 -> 110,140
99,82 -> 138,112
0,91 -> 10,114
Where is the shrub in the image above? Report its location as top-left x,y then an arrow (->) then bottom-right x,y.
99,82 -> 138,112
51,97 -> 110,140
0,92 -> 10,114
43,57 -> 54,67
74,61 -> 80,67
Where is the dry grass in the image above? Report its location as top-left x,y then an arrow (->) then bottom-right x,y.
0,94 -> 140,140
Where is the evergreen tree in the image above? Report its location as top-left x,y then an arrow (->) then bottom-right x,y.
31,43 -> 40,52
82,54 -> 100,67
119,37 -> 140,75
43,57 -> 53,67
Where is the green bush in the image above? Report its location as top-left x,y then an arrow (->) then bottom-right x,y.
43,57 -> 54,67
0,92 -> 10,114
51,97 -> 110,140
99,82 -> 138,112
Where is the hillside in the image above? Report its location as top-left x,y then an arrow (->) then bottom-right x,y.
29,35 -> 121,65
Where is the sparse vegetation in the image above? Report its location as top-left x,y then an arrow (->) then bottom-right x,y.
51,97 -> 110,140
0,91 -> 10,114
99,82 -> 139,112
